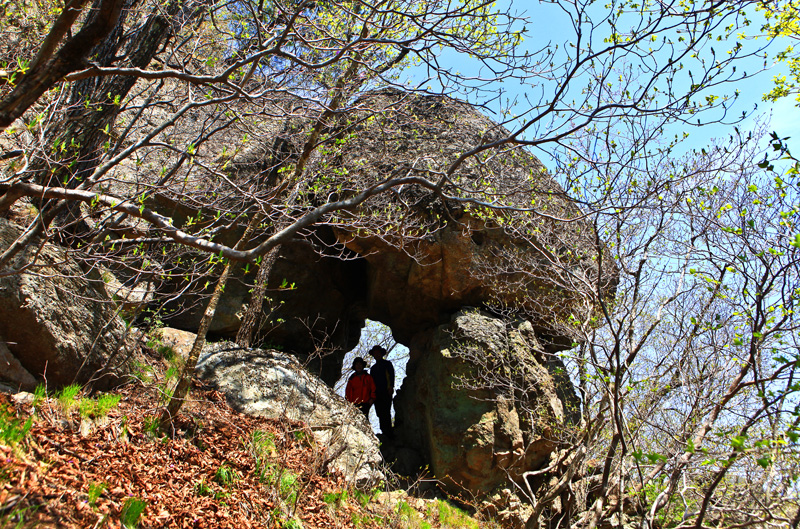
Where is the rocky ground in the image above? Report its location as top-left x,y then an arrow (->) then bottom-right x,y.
0,349 -> 494,529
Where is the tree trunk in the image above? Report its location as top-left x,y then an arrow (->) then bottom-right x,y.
235,246 -> 280,348
0,0 -> 124,130
159,214 -> 260,433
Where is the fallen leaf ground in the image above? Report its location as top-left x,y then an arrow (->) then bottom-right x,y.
0,378 -> 392,529
0,338 -> 498,529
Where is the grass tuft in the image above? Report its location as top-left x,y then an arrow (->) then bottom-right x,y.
56,384 -> 81,414
432,499 -> 479,529
87,481 -> 107,507
78,394 -> 122,419
0,404 -> 32,447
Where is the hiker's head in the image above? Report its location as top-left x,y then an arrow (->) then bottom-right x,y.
352,357 -> 367,371
368,346 -> 387,359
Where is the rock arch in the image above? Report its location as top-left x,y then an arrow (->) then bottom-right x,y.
162,90 -> 616,505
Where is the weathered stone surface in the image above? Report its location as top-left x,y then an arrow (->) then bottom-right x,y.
155,327 -> 197,359
0,218 -> 130,389
0,338 -> 37,391
393,309 -> 579,497
155,90 -> 615,355
317,90 -> 617,347
196,342 -> 383,488
164,239 -> 367,386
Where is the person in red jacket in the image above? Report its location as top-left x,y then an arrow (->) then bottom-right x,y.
345,357 -> 376,417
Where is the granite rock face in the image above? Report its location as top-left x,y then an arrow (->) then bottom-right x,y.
393,309 -> 580,497
0,218 -> 130,389
0,339 -> 37,391
160,91 -> 615,356
195,342 -> 383,488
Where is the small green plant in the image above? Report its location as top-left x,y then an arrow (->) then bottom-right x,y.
87,481 -> 107,507
32,384 -> 47,408
433,499 -> 478,529
194,479 -> 213,496
78,394 -> 122,419
56,384 -> 82,414
0,505 -> 35,529
131,360 -> 154,383
282,518 -> 303,529
292,429 -> 312,447
323,489 -> 348,508
120,497 -> 146,528
396,500 -> 430,528
279,471 -> 300,503
159,365 -> 180,404
249,430 -> 277,482
0,404 -> 32,447
354,489 -> 371,508
397,500 -> 414,519
143,416 -> 162,439
251,430 -> 277,455
160,344 -> 179,361
214,464 -> 240,487
350,512 -> 380,527
146,333 -> 178,363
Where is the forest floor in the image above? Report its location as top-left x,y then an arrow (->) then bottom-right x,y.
0,349 -> 492,529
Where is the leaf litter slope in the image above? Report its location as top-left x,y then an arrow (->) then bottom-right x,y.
0,381 -> 374,528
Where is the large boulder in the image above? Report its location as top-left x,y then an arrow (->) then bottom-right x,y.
393,309 -> 579,497
0,339 -> 36,391
311,90 -> 617,348
195,342 -> 383,488
146,90 -> 615,354
0,218 -> 131,389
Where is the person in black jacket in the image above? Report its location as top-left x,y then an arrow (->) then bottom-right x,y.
369,345 -> 395,437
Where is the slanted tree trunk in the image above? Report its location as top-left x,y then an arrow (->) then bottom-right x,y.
235,246 -> 280,348
0,0 -> 124,131
159,214 -> 261,433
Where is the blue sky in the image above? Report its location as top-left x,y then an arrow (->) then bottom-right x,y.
401,0 -> 799,171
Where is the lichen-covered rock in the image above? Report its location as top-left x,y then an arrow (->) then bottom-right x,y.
393,309 -> 579,497
195,342 -> 383,488
0,218 -> 130,389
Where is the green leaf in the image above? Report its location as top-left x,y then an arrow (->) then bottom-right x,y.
645,452 -> 667,463
731,435 -> 747,451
